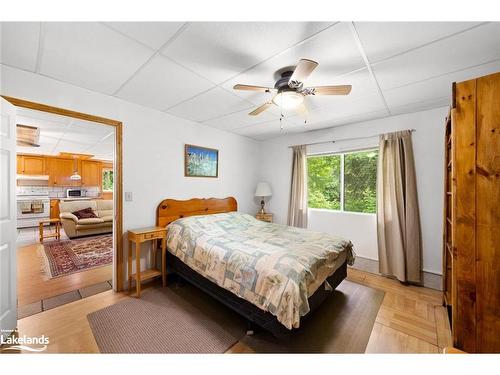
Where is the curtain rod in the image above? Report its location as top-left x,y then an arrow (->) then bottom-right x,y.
287,129 -> 416,149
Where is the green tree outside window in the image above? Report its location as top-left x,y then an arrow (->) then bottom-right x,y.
102,170 -> 113,192
307,150 -> 378,214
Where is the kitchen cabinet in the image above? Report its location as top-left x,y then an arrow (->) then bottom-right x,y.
50,199 -> 60,220
17,155 -> 46,175
48,157 -> 79,186
81,160 -> 101,186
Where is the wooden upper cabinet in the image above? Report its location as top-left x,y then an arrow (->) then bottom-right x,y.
17,155 -> 46,175
81,160 -> 101,186
16,155 -> 23,174
17,153 -> 105,187
48,157 -> 79,186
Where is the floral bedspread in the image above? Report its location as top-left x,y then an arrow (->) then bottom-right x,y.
166,212 -> 354,329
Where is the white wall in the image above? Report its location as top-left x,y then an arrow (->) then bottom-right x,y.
1,65 -> 260,282
258,107 -> 448,274
1,63 -> 448,276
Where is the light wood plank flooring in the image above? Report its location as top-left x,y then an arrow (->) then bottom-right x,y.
14,268 -> 451,354
17,241 -> 112,306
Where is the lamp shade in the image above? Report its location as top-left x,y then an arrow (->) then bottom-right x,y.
255,182 -> 272,197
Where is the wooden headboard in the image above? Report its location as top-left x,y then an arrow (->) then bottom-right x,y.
156,197 -> 237,227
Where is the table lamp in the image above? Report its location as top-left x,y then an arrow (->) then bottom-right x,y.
255,182 -> 272,214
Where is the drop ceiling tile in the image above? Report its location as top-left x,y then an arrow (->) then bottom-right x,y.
103,22 -> 184,50
167,87 -> 253,122
162,22 -> 333,84
17,144 -> 55,155
1,22 -> 40,71
373,23 -> 500,90
40,22 -> 154,94
389,98 -> 450,116
16,108 -> 72,126
54,140 -> 93,154
301,109 -> 389,132
116,55 -> 215,110
203,107 -> 279,131
355,22 -> 482,63
302,68 -> 379,111
384,59 -> 500,114
84,142 -> 114,157
223,22 -> 365,104
232,118 -> 299,139
286,93 -> 387,128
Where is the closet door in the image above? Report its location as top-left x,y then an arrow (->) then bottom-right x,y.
476,72 -> 500,353
453,78 -> 477,352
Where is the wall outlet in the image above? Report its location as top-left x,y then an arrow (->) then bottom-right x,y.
125,192 -> 133,202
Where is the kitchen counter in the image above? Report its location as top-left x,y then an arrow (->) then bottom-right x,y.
57,197 -> 103,201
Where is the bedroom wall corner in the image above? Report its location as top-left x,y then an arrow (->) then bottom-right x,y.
257,107 -> 448,276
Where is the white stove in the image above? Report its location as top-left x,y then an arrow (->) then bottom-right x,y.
16,187 -> 50,228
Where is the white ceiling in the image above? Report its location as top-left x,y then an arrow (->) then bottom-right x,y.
2,22 -> 500,140
16,107 -> 115,160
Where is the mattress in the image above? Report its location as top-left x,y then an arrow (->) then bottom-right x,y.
166,212 -> 354,329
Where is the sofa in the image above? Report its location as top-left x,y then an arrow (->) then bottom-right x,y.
59,200 -> 113,239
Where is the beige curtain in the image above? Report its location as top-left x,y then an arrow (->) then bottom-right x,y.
377,130 -> 422,283
287,145 -> 308,228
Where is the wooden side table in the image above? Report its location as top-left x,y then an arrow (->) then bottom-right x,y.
255,213 -> 273,223
39,218 -> 61,242
127,226 -> 167,297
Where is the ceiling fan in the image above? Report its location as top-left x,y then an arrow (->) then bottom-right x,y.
233,59 -> 352,118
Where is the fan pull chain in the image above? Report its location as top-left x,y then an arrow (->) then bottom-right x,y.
280,94 -> 284,131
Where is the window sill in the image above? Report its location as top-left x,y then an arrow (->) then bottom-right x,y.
308,208 -> 376,216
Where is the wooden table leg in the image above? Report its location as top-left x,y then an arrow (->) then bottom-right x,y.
161,236 -> 167,287
128,240 -> 132,293
136,240 -> 141,297
39,222 -> 43,243
56,222 -> 61,240
152,239 -> 157,270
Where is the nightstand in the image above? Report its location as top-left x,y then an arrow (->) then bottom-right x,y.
127,226 -> 167,297
255,213 -> 273,223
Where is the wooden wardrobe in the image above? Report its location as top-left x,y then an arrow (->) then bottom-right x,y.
443,71 -> 500,353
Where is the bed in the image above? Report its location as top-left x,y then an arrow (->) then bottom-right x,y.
157,197 -> 354,337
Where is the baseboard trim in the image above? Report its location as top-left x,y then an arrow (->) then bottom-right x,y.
350,256 -> 442,291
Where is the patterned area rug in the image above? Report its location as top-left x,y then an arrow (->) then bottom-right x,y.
40,234 -> 112,279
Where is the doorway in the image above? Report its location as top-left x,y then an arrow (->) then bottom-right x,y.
2,95 -> 123,321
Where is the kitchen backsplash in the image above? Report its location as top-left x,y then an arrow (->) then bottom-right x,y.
17,185 -> 101,198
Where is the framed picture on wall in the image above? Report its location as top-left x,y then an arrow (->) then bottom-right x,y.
184,144 -> 219,178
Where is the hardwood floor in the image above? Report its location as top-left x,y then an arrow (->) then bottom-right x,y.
14,268 -> 451,354
17,241 -> 112,306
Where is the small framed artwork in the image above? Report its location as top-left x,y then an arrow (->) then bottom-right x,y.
184,144 -> 219,178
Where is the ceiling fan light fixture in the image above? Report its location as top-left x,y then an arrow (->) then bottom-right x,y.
272,91 -> 304,110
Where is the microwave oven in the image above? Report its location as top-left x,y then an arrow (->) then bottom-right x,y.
66,188 -> 86,198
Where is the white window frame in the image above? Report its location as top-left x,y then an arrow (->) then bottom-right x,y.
307,147 -> 378,215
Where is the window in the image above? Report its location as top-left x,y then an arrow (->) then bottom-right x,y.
102,169 -> 114,192
307,155 -> 341,210
307,149 -> 378,214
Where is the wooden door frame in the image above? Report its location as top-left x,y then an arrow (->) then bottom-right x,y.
2,95 -> 125,292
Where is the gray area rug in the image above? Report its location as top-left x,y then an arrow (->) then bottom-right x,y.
88,279 -> 383,353
87,286 -> 244,353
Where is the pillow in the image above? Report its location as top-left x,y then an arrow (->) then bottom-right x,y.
72,207 -> 97,219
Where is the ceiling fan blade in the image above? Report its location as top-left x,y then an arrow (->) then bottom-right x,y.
306,85 -> 352,95
249,102 -> 273,116
233,84 -> 275,93
288,59 -> 319,86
